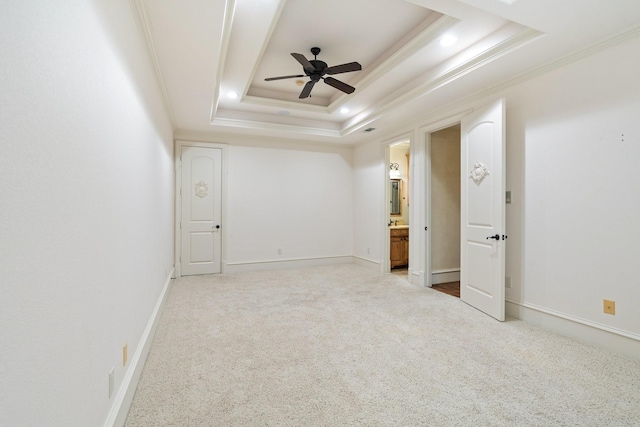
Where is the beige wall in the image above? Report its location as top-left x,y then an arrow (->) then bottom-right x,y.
430,125 -> 460,272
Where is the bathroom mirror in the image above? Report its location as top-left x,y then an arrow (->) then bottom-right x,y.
390,179 -> 401,215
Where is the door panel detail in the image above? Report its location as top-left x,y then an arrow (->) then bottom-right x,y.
460,99 -> 506,321
181,146 -> 222,275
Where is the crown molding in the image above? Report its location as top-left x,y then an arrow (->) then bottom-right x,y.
241,95 -> 330,115
129,0 -> 177,128
206,26 -> 542,141
235,13 -> 458,115
209,0 -> 236,122
341,26 -> 543,136
327,14 -> 458,112
368,25 -> 640,147
211,117 -> 341,138
241,0 -> 289,100
474,24 -> 640,100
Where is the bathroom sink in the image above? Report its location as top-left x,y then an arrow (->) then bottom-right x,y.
390,225 -> 409,229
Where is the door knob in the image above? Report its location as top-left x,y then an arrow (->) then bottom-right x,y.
486,234 -> 500,240
213,225 -> 220,229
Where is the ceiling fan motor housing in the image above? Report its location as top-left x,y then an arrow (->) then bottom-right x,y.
306,60 -> 328,81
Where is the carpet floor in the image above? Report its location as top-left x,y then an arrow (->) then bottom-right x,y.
125,264 -> 640,426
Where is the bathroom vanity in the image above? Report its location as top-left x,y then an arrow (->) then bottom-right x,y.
390,226 -> 409,268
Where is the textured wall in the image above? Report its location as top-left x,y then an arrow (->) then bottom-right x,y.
430,126 -> 461,272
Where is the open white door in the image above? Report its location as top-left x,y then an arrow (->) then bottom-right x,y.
460,99 -> 506,321
180,146 -> 222,275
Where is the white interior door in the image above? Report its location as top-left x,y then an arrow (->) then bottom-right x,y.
181,146 -> 222,275
460,99 -> 506,321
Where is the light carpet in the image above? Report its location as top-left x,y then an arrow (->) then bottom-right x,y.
125,264 -> 640,426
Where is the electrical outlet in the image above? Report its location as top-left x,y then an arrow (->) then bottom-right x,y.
277,248 -> 282,255
123,343 -> 128,366
367,247 -> 370,254
108,367 -> 114,398
603,299 -> 616,315
505,277 -> 512,288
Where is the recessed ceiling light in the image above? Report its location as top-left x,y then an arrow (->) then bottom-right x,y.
227,91 -> 239,99
340,107 -> 349,114
439,34 -> 458,47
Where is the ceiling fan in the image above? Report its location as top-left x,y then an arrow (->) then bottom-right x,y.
264,47 -> 362,99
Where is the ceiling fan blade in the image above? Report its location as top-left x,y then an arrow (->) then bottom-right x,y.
264,74 -> 305,81
323,77 -> 355,94
325,62 -> 362,75
291,53 -> 315,71
299,80 -> 315,99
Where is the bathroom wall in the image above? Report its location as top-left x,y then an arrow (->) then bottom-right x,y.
430,126 -> 461,276
390,144 -> 410,225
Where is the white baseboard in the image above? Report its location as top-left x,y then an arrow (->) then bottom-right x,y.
224,255 -> 353,273
431,269 -> 460,285
408,268 -> 422,286
104,268 -> 174,427
506,299 -> 640,362
353,256 -> 381,271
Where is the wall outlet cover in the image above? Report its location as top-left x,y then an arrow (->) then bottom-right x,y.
603,299 -> 616,315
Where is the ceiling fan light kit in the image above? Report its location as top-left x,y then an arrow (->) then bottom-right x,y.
265,47 -> 362,99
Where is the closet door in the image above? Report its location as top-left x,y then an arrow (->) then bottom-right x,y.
180,146 -> 222,275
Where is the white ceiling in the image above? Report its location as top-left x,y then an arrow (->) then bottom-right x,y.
134,0 -> 640,145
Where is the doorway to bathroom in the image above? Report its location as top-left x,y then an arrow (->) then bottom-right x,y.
388,140 -> 411,279
428,125 -> 461,297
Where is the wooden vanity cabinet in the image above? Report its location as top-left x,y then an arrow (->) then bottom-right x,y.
390,228 -> 409,268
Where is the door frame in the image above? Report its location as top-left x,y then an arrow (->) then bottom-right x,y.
414,110 -> 473,287
382,133 -> 414,274
174,140 -> 228,278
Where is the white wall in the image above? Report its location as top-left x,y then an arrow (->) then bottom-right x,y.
501,34 -> 640,339
353,33 -> 640,355
224,141 -> 354,270
353,139 -> 385,267
0,1 -> 174,426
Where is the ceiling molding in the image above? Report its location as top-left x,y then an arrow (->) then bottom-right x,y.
207,26 -> 542,140
242,95 -> 330,115
373,24 -> 640,145
129,0 -> 177,128
241,0 -> 289,100
236,13 -> 458,115
209,0 -> 236,122
326,14 -> 458,112
211,117 -> 342,138
340,26 -> 543,136
479,24 -> 640,100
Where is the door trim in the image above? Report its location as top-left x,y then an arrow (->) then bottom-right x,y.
417,110 -> 472,287
174,140 -> 228,278
382,132 -> 414,274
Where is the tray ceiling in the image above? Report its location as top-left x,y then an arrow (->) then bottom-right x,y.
134,0 -> 640,144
